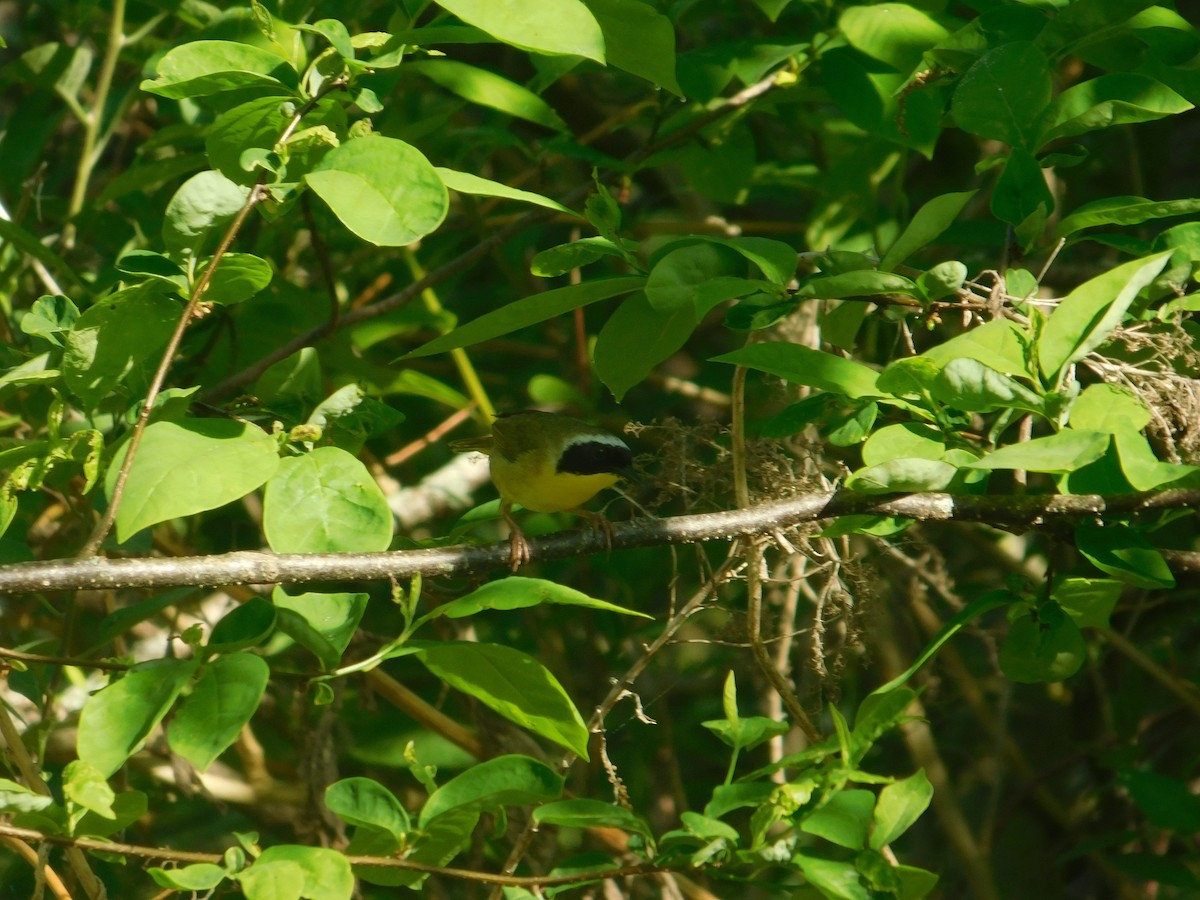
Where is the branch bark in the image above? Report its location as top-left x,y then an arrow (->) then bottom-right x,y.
3,488 -> 1195,594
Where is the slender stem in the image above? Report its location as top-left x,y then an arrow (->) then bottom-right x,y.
874,620 -> 1000,900
401,249 -> 495,421
731,365 -> 750,509
205,70 -> 790,402
0,699 -> 104,897
63,0 -> 126,249
733,364 -> 821,743
78,182 -> 267,557
0,822 -> 669,889
78,81 -> 346,557
0,836 -> 72,900
491,553 -> 742,897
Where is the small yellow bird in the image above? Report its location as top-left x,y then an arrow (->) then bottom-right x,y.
452,410 -> 633,570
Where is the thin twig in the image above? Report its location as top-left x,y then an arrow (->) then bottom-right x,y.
63,0 -> 126,250
0,822 -> 668,889
78,82 -> 347,557
491,551 -> 742,897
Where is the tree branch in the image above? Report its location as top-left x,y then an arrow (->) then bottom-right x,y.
3,488 -> 1195,594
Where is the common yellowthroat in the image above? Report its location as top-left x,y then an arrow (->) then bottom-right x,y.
451,410 -> 633,570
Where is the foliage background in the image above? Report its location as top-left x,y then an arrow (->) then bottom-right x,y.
1,0 -> 1199,897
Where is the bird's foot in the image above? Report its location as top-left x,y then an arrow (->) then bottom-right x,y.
508,528 -> 532,571
577,510 -> 615,553
502,503 -> 531,571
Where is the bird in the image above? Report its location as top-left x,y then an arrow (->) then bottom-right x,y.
451,410 -> 633,570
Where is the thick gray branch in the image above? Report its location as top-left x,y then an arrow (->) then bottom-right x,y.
2,488 -> 1195,594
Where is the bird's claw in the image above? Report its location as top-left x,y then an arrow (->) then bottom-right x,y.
508,529 -> 531,571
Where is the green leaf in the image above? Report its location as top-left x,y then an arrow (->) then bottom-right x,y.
1069,383 -> 1151,433
62,286 -> 179,408
712,342 -> 880,400
801,790 -> 875,850
1038,251 -> 1172,381
408,60 -> 567,131
251,845 -> 354,900
21,294 -> 81,348
1053,577 -> 1122,629
705,783 -> 776,820
325,777 -> 410,842
845,458 -> 958,493
295,19 -> 355,60
531,236 -> 636,276
1038,74 -> 1192,146
932,358 -> 1044,413
871,590 -> 1012,695
405,276 -> 645,358
263,447 -> 392,554
582,0 -> 681,94
238,859 -> 306,900
646,243 -> 743,313
306,136 -> 448,247
879,191 -> 977,272
96,153 -> 208,205
417,576 -> 650,628
206,95 -> 345,186
681,810 -> 739,841
595,291 -> 697,402
896,865 -> 941,898
360,809 -> 478,888
918,259 -> 967,300
794,853 -> 871,900
74,789 -> 147,839
149,863 -> 228,891
951,41 -> 1052,146
702,715 -> 790,751
1076,521 -> 1174,589
861,424 -> 945,466
918,319 -> 1031,377
163,170 -> 252,254
64,760 -> 115,820
169,653 -> 269,772
696,278 -> 781,317
1113,429 -> 1198,490
435,0 -> 605,62
274,589 -> 369,670
1122,769 -> 1200,835
0,221 -> 86,295
999,602 -> 1086,683
1055,197 -> 1200,239
16,41 -> 93,104
436,167 -> 576,214
840,3 -> 948,71
0,779 -> 54,815
77,658 -> 198,777
106,419 -> 281,543
208,597 -> 277,653
856,848 -> 903,893
534,798 -> 654,843
992,147 -> 1053,231
419,754 -> 564,827
796,270 -> 919,301
871,770 -> 933,848
114,251 -> 187,290
140,40 -> 298,98
415,642 -> 590,759
204,253 -> 273,306
703,236 -> 798,286
966,429 -> 1109,473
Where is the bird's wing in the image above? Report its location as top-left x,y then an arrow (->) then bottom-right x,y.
449,434 -> 494,454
